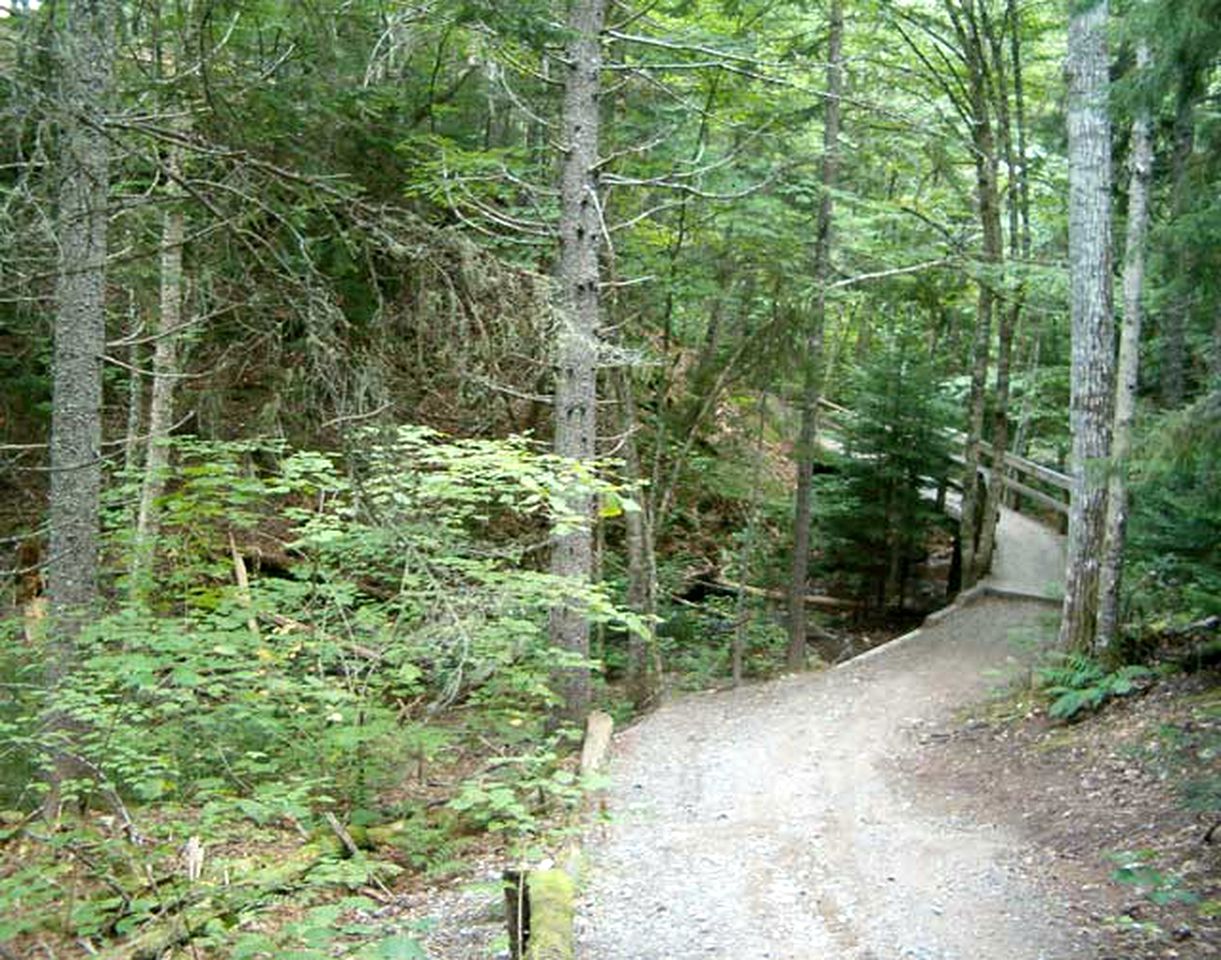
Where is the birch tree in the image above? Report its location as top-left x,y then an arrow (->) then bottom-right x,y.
130,136 -> 185,599
1097,38 -> 1154,651
1058,0 -> 1114,653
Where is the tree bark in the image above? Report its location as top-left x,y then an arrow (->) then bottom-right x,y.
46,0 -> 114,816
948,0 -> 1003,590
613,368 -> 660,707
1098,40 -> 1153,652
977,0 -> 1021,574
548,0 -> 606,723
735,392 -> 769,685
1160,109 -> 1194,409
787,0 -> 843,670
123,295 -> 143,476
1002,0 -> 1035,509
1059,0 -> 1114,653
131,140 -> 186,599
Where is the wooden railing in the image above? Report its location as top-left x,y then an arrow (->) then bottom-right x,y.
814,397 -> 1071,522
948,432 -> 1070,519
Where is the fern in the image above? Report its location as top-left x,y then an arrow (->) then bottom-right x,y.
1037,653 -> 1152,720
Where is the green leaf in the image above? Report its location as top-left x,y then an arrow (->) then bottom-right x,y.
360,934 -> 428,959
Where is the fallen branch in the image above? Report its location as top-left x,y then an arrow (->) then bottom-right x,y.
228,532 -> 261,640
699,578 -> 859,610
325,812 -> 361,858
95,841 -> 331,960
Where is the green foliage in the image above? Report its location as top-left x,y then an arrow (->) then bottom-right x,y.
1036,652 -> 1153,720
1125,392 -> 1221,631
0,428 -> 635,950
656,594 -> 787,687
210,896 -> 428,959
818,319 -> 954,609
1108,849 -> 1200,907
448,736 -> 583,837
656,600 -> 734,686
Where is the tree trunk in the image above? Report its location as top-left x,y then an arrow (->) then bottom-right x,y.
548,0 -> 605,723
1098,40 -> 1153,653
1002,0 -> 1035,511
977,0 -> 1022,574
131,140 -> 186,599
787,0 -> 843,670
948,0 -> 1003,589
1059,0 -> 1114,654
613,368 -> 660,707
46,0 -> 114,817
734,393 -> 769,685
1160,109 -> 1194,409
123,295 -> 143,476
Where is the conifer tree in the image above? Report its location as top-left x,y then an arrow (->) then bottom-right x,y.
548,0 -> 606,722
45,0 -> 116,816
826,320 -> 953,611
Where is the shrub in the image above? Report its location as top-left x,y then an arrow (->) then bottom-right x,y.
0,427 -> 639,949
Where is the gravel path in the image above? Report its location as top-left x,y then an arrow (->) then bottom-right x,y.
576,508 -> 1082,959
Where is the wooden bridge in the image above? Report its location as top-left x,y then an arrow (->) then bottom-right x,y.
815,396 -> 1071,527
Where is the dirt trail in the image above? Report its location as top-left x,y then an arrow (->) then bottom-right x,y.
576,507 -> 1083,959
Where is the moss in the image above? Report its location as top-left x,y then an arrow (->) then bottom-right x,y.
525,869 -> 574,960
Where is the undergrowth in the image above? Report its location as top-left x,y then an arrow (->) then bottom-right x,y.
0,429 -> 641,956
1035,652 -> 1155,720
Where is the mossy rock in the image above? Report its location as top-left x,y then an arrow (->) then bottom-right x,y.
525,869 -> 574,960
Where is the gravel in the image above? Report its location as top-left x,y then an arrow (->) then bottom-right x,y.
576,508 -> 1088,959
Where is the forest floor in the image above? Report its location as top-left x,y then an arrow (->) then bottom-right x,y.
384,507 -> 1219,960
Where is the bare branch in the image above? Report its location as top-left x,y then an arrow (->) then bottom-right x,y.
606,29 -> 776,68
826,258 -> 950,292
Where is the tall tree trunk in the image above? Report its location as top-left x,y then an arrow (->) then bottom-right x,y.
613,368 -> 660,707
46,0 -> 114,816
1059,0 -> 1115,653
131,141 -> 186,599
949,0 -> 1003,589
123,296 -> 143,476
548,0 -> 605,723
1003,0 -> 1035,509
787,0 -> 843,670
734,392 -> 769,685
1098,40 -> 1154,652
1160,109 -> 1194,409
977,0 -> 1022,574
